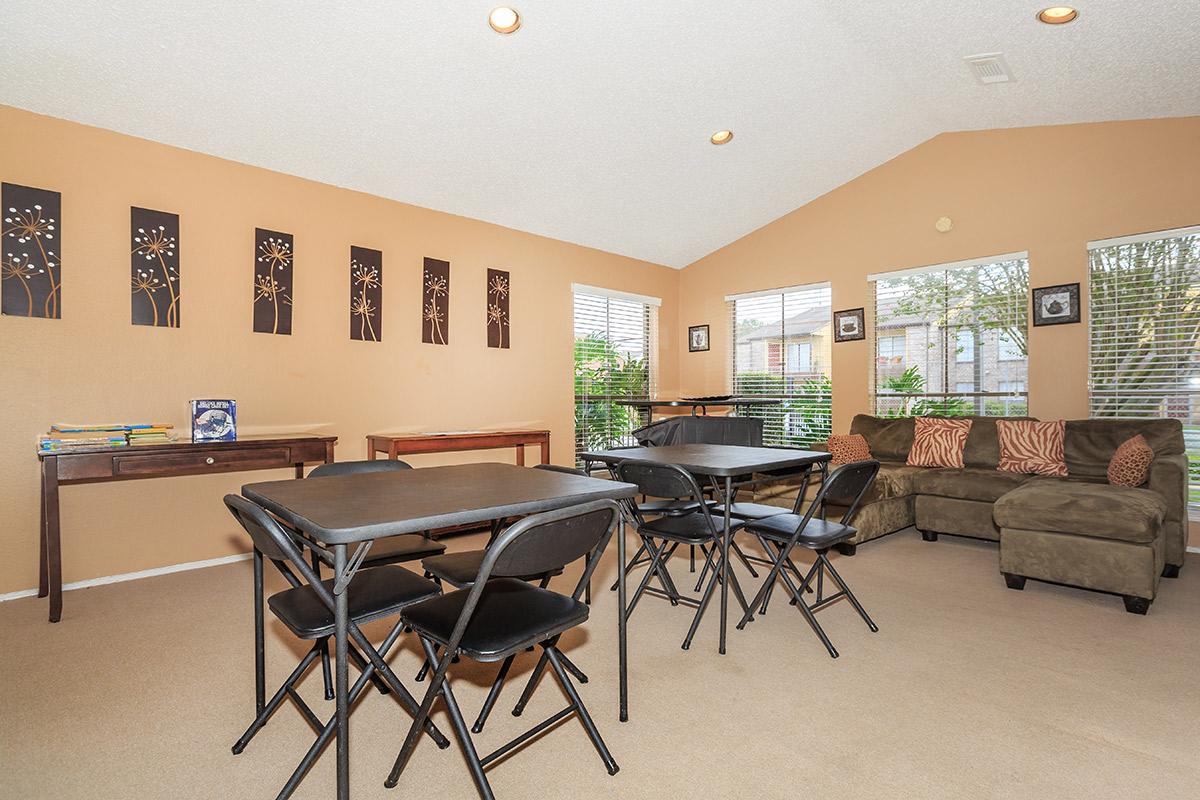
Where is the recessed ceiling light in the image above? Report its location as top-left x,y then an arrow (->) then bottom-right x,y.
489,7 -> 521,34
1037,6 -> 1078,24
710,130 -> 734,145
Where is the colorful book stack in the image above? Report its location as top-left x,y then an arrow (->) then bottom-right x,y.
127,425 -> 176,446
38,423 -> 177,453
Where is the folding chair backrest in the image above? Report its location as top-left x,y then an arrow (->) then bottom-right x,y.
309,459 -> 413,478
815,460 -> 880,523
532,463 -> 587,477
485,501 -> 619,581
224,494 -> 310,566
615,459 -> 703,501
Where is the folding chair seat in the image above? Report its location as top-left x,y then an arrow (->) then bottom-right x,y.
735,460 -> 881,659
403,578 -> 589,661
223,495 -> 449,800
614,459 -> 753,650
386,500 -> 623,799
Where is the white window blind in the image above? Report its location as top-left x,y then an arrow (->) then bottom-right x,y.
871,254 -> 1029,417
728,283 -> 832,446
1088,226 -> 1200,515
573,288 -> 658,454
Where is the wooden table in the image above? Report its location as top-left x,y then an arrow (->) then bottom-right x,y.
37,433 -> 336,622
243,463 -> 638,800
367,429 -> 550,466
580,444 -> 831,654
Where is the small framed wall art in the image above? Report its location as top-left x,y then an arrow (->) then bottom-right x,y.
688,324 -> 710,352
253,228 -> 293,335
833,307 -> 865,342
486,268 -> 510,348
130,207 -> 181,328
422,257 -> 450,345
350,246 -> 382,342
1032,282 -> 1080,326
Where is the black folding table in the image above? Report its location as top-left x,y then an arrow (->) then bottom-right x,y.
579,444 -> 831,654
242,462 -> 639,800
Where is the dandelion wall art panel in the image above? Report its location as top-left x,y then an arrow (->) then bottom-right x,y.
130,207 -> 180,328
422,257 -> 449,345
253,228 -> 293,335
486,268 -> 510,349
350,246 -> 382,342
2,183 -> 61,319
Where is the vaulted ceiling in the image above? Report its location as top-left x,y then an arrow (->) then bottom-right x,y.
2,1 -> 1198,267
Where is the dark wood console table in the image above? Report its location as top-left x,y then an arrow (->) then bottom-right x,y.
366,429 -> 550,466
37,433 -> 336,622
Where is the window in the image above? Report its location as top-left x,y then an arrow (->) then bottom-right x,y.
877,335 -> 905,363
573,284 -> 658,454
728,282 -> 832,446
787,342 -> 812,373
871,252 -> 1029,417
998,331 -> 1023,361
1088,225 -> 1200,516
956,330 -> 975,362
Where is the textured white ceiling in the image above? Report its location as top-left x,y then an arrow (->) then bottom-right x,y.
2,1 -> 1198,267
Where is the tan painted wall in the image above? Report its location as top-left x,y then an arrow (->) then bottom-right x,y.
678,116 -> 1200,546
0,106 -> 680,595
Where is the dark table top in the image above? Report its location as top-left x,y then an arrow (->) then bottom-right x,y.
579,444 -> 831,477
242,462 -> 638,544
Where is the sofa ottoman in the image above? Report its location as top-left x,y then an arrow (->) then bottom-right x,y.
993,480 -> 1168,613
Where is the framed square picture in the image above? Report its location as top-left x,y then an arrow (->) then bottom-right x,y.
833,308 -> 865,342
1032,283 -> 1080,326
688,324 -> 710,352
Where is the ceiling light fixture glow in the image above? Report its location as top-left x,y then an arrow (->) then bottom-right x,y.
710,130 -> 734,145
489,7 -> 521,34
1037,6 -> 1078,24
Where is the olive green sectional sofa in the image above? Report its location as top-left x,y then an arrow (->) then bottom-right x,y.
752,415 -> 1188,613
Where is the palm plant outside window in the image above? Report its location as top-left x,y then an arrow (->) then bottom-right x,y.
573,286 -> 658,455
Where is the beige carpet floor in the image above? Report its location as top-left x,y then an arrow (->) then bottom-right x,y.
2,529 -> 1198,800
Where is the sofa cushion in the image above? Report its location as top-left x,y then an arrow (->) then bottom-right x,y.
907,417 -> 973,468
1107,434 -> 1155,487
996,419 -> 1068,476
993,479 -> 1167,543
961,415 -> 1037,468
914,468 -> 1032,503
849,415 -> 914,462
752,462 -> 920,506
1064,418 -> 1184,478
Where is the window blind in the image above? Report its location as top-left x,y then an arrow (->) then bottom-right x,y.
728,283 -> 832,447
1088,226 -> 1200,516
871,254 -> 1028,417
573,288 -> 658,455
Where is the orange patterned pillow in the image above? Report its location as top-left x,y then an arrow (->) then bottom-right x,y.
827,434 -> 872,465
996,419 -> 1067,476
907,418 -> 973,468
1108,435 -> 1154,487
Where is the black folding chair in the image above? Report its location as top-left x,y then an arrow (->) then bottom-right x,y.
303,459 -> 448,700
414,462 -> 591,733
614,459 -> 753,650
734,460 -> 880,658
223,495 -> 450,800
385,500 -> 622,799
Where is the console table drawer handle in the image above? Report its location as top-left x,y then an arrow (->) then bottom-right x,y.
205,457 -> 215,465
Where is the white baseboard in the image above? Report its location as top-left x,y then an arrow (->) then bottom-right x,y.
1189,546 -> 1200,555
0,552 -> 253,603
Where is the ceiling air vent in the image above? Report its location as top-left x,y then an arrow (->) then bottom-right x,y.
963,52 -> 1013,84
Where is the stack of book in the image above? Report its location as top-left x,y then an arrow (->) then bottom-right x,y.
38,423 -> 177,453
127,425 -> 176,446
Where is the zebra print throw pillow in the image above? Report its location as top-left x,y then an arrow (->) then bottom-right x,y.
906,417 -> 973,468
996,419 -> 1068,476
